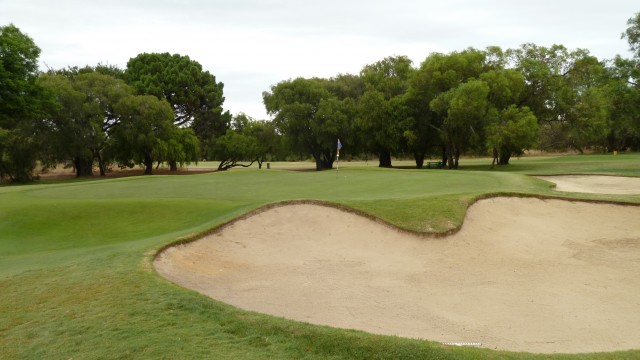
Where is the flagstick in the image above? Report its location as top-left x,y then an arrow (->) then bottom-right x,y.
336,154 -> 339,178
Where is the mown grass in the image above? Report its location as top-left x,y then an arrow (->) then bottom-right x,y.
1,154 -> 640,359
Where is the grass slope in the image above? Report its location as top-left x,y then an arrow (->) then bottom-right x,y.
1,154 -> 640,359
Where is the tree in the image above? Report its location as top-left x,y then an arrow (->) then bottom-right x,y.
209,130 -> 258,171
244,118 -> 281,169
485,105 -> 538,165
165,127 -> 200,170
430,80 -> 490,168
408,49 -> 490,168
111,95 -> 176,175
125,53 -> 227,167
0,24 -> 47,182
607,13 -> 640,151
0,127 -> 40,183
358,56 -> 414,167
623,12 -> 640,59
0,24 -> 41,129
508,44 -> 610,151
263,77 -> 347,170
38,70 -> 133,177
479,68 -> 538,165
606,56 -> 640,150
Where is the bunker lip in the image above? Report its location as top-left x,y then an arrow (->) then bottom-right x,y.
155,196 -> 640,354
537,175 -> 640,194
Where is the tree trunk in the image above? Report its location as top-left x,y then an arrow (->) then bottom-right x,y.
313,151 -> 335,170
453,146 -> 460,169
143,153 -> 153,175
74,156 -> 93,177
414,151 -> 425,169
378,149 -> 392,168
445,143 -> 455,169
169,160 -> 178,172
441,145 -> 447,166
499,152 -> 511,165
96,151 -> 106,176
314,158 -> 334,170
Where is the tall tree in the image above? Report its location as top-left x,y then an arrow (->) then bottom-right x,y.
358,56 -> 414,167
430,80 -> 490,168
480,68 -> 538,164
38,70 -> 133,177
622,11 -> 640,59
247,119 -> 281,169
209,130 -> 258,171
485,105 -> 538,165
606,56 -> 640,150
607,12 -> 640,150
263,77 -> 347,170
0,24 -> 47,182
111,95 -> 176,175
125,53 -> 227,168
508,44 -> 610,151
409,49 -> 489,168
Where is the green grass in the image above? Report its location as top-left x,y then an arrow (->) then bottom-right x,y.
1,154 -> 640,359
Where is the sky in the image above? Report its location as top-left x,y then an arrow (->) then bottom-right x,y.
1,1 -> 638,120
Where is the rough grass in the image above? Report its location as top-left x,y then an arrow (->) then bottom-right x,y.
1,154 -> 640,359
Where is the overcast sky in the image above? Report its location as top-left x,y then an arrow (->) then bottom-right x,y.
1,1 -> 638,119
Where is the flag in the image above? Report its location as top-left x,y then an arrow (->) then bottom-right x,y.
337,139 -> 342,156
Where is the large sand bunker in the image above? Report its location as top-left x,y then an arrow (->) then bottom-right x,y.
155,198 -> 640,354
538,175 -> 640,194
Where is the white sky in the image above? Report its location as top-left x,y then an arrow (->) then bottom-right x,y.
1,0 -> 638,120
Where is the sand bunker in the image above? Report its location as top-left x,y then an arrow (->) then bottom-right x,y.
155,198 -> 640,354
538,175 -> 640,194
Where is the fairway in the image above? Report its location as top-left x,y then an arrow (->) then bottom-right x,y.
2,155 -> 640,359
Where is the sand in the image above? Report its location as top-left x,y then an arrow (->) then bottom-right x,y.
538,175 -> 640,194
155,195 -> 640,354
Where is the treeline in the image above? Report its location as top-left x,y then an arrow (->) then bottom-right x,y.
2,13 -> 640,182
264,12 -> 640,170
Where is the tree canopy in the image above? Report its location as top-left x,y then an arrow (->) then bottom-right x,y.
4,13 -> 640,182
126,53 -> 230,167
0,24 -> 47,182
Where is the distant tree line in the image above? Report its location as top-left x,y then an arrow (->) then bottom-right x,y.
2,12 -> 640,181
264,11 -> 640,170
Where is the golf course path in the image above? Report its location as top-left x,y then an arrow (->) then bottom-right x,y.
155,197 -> 640,354
538,175 -> 640,194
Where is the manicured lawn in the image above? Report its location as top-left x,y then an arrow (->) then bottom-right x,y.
1,155 -> 639,359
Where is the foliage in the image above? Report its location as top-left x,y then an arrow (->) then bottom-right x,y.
358,56 -> 414,167
209,130 -> 258,171
485,105 -> 538,165
5,11 -> 640,179
245,118 -> 283,168
111,95 -> 176,175
264,77 -> 346,170
606,57 -> 640,150
38,71 -> 133,176
407,49 -> 490,168
507,44 -> 611,151
125,52 -> 228,159
0,24 -> 41,128
165,127 -> 201,169
431,79 -> 489,168
0,126 -> 40,182
623,11 -> 640,59
0,24 -> 47,182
